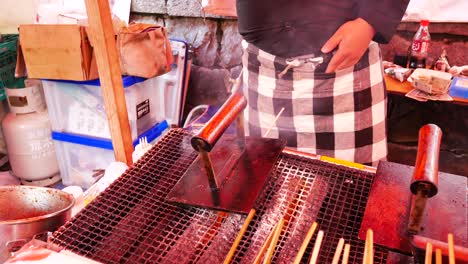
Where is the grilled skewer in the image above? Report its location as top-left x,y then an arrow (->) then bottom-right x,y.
425,242 -> 433,264
448,233 -> 455,264
264,217 -> 285,264
293,222 -> 318,264
253,222 -> 279,264
332,238 -> 345,264
363,229 -> 373,264
342,244 -> 351,264
435,249 -> 442,264
309,230 -> 324,264
223,209 -> 256,264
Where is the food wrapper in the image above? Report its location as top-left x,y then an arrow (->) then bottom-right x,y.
408,68 -> 453,95
385,67 -> 413,82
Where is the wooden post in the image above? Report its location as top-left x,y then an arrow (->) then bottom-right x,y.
85,0 -> 133,165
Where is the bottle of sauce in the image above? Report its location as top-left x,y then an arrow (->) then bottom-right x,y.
408,20 -> 431,69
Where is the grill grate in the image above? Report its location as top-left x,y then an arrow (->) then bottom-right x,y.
51,129 -> 388,263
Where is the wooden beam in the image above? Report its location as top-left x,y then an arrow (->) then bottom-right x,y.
85,0 -> 133,165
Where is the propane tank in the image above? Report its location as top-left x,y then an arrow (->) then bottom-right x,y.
1,80 -> 60,186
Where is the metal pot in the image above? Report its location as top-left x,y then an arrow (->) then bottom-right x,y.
0,186 -> 75,262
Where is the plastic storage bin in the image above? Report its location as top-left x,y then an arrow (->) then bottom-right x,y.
156,39 -> 192,127
52,120 -> 168,188
43,76 -> 164,139
449,76 -> 468,99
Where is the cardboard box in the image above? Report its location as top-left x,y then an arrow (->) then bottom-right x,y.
16,24 -> 98,81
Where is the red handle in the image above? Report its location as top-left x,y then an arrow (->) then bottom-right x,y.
410,124 -> 442,197
191,93 -> 247,152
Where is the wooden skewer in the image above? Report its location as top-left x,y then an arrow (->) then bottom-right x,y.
253,222 -> 279,264
223,209 -> 256,264
332,238 -> 345,264
448,233 -> 455,264
425,242 -> 433,264
263,218 -> 285,264
309,230 -> 325,264
263,107 -> 285,137
363,229 -> 373,264
259,177 -> 304,264
342,244 -> 351,264
368,229 -> 374,264
435,248 -> 442,264
293,222 -> 318,264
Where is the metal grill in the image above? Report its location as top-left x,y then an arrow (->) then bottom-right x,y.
51,129 -> 388,264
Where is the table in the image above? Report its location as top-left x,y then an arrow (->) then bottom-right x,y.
384,75 -> 468,177
384,75 -> 468,105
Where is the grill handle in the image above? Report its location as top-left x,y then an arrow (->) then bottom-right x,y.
191,92 -> 247,152
410,124 -> 442,197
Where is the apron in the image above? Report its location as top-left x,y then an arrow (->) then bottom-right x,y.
241,40 -> 387,166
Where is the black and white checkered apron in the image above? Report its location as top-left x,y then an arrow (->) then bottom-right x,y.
241,40 -> 387,166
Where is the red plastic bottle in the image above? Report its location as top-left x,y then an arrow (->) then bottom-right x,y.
408,20 -> 431,69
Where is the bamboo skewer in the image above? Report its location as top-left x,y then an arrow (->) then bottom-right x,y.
263,218 -> 285,264
293,222 -> 318,264
309,230 -> 325,264
363,229 -> 373,264
332,238 -> 345,264
342,244 -> 351,264
435,248 -> 442,264
425,242 -> 433,264
253,222 -> 279,264
263,107 -> 285,137
255,181 -> 299,264
223,209 -> 256,264
368,229 -> 374,264
448,233 -> 456,264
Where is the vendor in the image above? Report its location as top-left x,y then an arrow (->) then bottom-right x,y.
236,0 -> 410,166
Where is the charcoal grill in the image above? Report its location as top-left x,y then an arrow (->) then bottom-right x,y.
50,128 -> 389,263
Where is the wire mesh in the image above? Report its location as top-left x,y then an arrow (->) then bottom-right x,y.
51,128 -> 388,263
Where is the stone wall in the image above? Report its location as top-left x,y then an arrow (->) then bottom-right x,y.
130,1 -> 468,176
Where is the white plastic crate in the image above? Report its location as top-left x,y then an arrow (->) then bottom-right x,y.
52,120 -> 168,189
43,76 -> 164,139
156,39 -> 192,127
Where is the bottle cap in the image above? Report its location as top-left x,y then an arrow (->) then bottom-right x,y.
421,20 -> 429,26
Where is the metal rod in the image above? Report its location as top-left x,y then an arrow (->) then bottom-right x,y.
413,235 -> 468,261
198,146 -> 219,191
408,185 -> 429,234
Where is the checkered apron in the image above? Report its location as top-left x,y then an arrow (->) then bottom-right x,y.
241,40 -> 387,166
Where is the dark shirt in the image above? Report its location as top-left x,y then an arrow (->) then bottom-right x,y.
236,0 -> 409,58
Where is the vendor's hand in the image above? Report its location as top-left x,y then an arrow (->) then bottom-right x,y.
321,18 -> 375,73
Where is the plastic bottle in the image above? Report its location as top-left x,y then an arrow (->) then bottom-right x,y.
408,20 -> 431,69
